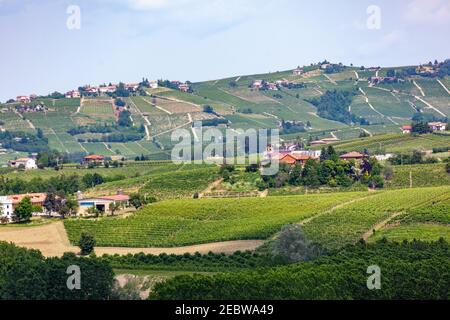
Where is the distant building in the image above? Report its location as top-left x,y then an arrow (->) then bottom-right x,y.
250,80 -> 263,90
77,190 -> 130,216
125,83 -> 140,92
65,90 -> 81,98
0,196 -> 13,221
401,125 -> 412,134
428,122 -> 447,132
374,154 -> 394,161
8,157 -> 37,170
339,151 -> 366,161
279,153 -> 319,166
16,96 -> 31,103
178,83 -> 191,92
98,85 -> 117,94
82,154 -> 105,164
292,67 -> 303,76
149,80 -> 158,89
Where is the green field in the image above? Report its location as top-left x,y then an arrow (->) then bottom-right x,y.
64,191 -> 366,247
368,224 -> 450,242
301,186 -> 450,249
329,133 -> 450,154
386,163 -> 450,189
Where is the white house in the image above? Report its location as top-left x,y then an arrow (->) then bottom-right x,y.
8,157 -> 37,170
0,196 -> 14,221
149,80 -> 158,89
428,122 -> 447,132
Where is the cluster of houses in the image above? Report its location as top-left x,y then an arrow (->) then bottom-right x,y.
12,80 -> 159,103
0,189 -> 130,223
169,81 -> 192,92
250,79 -> 302,91
15,104 -> 45,113
368,76 -> 402,85
264,147 -> 367,167
401,122 -> 447,134
16,95 -> 38,104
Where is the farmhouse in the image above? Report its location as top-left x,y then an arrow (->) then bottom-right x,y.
178,83 -> 191,92
339,151 -> 366,161
8,157 -> 37,170
77,191 -> 130,215
401,125 -> 412,134
292,67 -> 303,75
149,80 -> 159,89
9,193 -> 46,210
82,154 -> 105,164
65,90 -> 81,98
16,104 -> 45,113
0,193 -> 47,222
99,85 -> 117,94
279,153 -> 319,166
16,95 -> 31,103
125,83 -> 139,92
428,122 -> 447,132
250,80 -> 263,90
84,86 -> 99,95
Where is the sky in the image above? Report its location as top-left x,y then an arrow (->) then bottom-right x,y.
0,0 -> 449,101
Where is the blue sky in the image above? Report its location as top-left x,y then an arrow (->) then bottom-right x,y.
0,0 -> 449,101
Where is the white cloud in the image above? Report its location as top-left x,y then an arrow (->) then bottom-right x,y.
404,0 -> 450,25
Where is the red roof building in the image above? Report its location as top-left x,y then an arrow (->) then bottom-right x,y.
82,155 -> 105,163
339,151 -> 366,161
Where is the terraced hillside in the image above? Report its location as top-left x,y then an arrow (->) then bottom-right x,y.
1,64 -> 449,164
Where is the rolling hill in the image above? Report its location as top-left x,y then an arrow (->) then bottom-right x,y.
1,62 -> 449,164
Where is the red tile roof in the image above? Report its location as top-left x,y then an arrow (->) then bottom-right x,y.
9,193 -> 46,204
83,155 -> 105,160
339,151 -> 365,159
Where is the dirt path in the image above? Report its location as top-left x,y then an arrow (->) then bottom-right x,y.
353,71 -> 359,80
413,80 -> 425,97
323,74 -> 337,85
436,79 -> 450,95
0,221 -> 263,257
414,95 -> 446,117
142,97 -> 173,115
362,212 -> 403,241
359,88 -> 398,125
300,195 -> 375,226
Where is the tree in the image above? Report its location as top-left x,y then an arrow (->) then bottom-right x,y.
129,193 -> 145,209
44,190 -> 59,214
36,128 -> 44,139
412,121 -> 432,134
78,233 -> 96,256
63,197 -> 79,217
14,197 -> 33,222
109,202 -> 121,216
302,159 -> 320,188
203,105 -> 214,114
386,69 -> 396,77
272,224 -> 325,263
